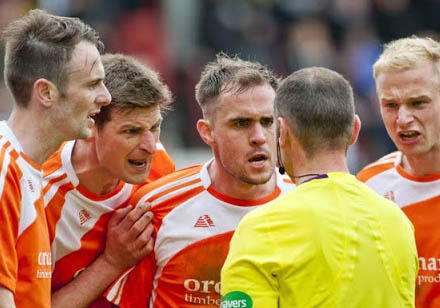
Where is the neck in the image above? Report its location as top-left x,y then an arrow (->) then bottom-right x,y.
401,151 -> 440,176
7,109 -> 62,164
72,139 -> 120,195
207,159 -> 277,200
290,150 -> 349,185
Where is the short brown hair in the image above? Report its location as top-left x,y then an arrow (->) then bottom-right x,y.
2,9 -> 104,107
275,67 -> 355,156
94,53 -> 172,129
195,53 -> 279,118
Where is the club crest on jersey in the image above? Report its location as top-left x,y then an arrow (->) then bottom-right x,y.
384,191 -> 395,202
194,215 -> 215,227
79,208 -> 91,225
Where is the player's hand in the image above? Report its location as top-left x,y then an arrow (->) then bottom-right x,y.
103,202 -> 154,271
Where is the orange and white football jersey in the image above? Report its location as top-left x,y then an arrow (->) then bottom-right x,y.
0,121 -> 51,308
43,140 -> 174,307
106,161 -> 295,308
358,151 -> 440,308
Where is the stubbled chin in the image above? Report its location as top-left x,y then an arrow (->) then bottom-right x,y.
247,159 -> 270,169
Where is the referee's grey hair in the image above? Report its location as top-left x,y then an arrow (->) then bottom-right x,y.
275,67 -> 355,157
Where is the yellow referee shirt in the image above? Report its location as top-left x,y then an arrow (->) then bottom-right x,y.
221,172 -> 417,308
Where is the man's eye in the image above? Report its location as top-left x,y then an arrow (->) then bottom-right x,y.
261,118 -> 274,127
411,100 -> 426,107
125,129 -> 138,134
235,120 -> 249,128
89,81 -> 99,89
384,103 -> 397,108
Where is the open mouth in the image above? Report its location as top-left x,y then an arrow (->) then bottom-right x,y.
88,110 -> 101,123
399,131 -> 420,140
128,159 -> 147,168
248,153 -> 268,164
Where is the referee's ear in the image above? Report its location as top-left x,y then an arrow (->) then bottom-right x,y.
277,117 -> 290,149
349,115 -> 361,146
196,119 -> 214,147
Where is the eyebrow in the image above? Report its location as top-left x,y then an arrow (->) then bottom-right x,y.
228,115 -> 274,122
228,116 -> 252,122
381,94 -> 430,102
119,117 -> 163,129
230,116 -> 251,120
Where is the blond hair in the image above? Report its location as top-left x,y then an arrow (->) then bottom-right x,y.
373,35 -> 440,80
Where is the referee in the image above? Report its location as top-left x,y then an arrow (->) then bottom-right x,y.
221,67 -> 418,308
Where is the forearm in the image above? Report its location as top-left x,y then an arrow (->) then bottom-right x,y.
0,286 -> 16,308
51,255 -> 125,308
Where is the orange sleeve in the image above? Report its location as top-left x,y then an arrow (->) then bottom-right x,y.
0,155 -> 22,293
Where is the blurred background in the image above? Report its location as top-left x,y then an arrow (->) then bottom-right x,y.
1,0 -> 440,172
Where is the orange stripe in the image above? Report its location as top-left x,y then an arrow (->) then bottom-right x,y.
42,142 -> 69,177
130,165 -> 202,206
283,178 -> 294,184
43,173 -> 67,195
396,164 -> 440,182
131,166 -> 205,234
76,180 -> 126,201
357,162 -> 394,182
207,185 -> 281,206
19,152 -> 41,170
112,272 -> 127,303
45,181 -> 75,243
148,178 -> 201,203
0,141 -> 11,173
152,185 -> 205,234
0,152 -> 23,292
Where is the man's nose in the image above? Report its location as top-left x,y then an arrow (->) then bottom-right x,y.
249,124 -> 266,146
139,132 -> 157,154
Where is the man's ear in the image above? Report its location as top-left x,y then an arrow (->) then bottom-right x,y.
277,117 -> 290,148
33,78 -> 59,108
350,115 -> 361,145
197,119 -> 215,146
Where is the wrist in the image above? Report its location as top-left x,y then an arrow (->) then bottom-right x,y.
97,253 -> 127,275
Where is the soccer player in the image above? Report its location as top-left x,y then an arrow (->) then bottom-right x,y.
104,54 -> 295,307
0,9 -> 111,308
357,36 -> 440,307
221,67 -> 418,307
43,53 -> 174,308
